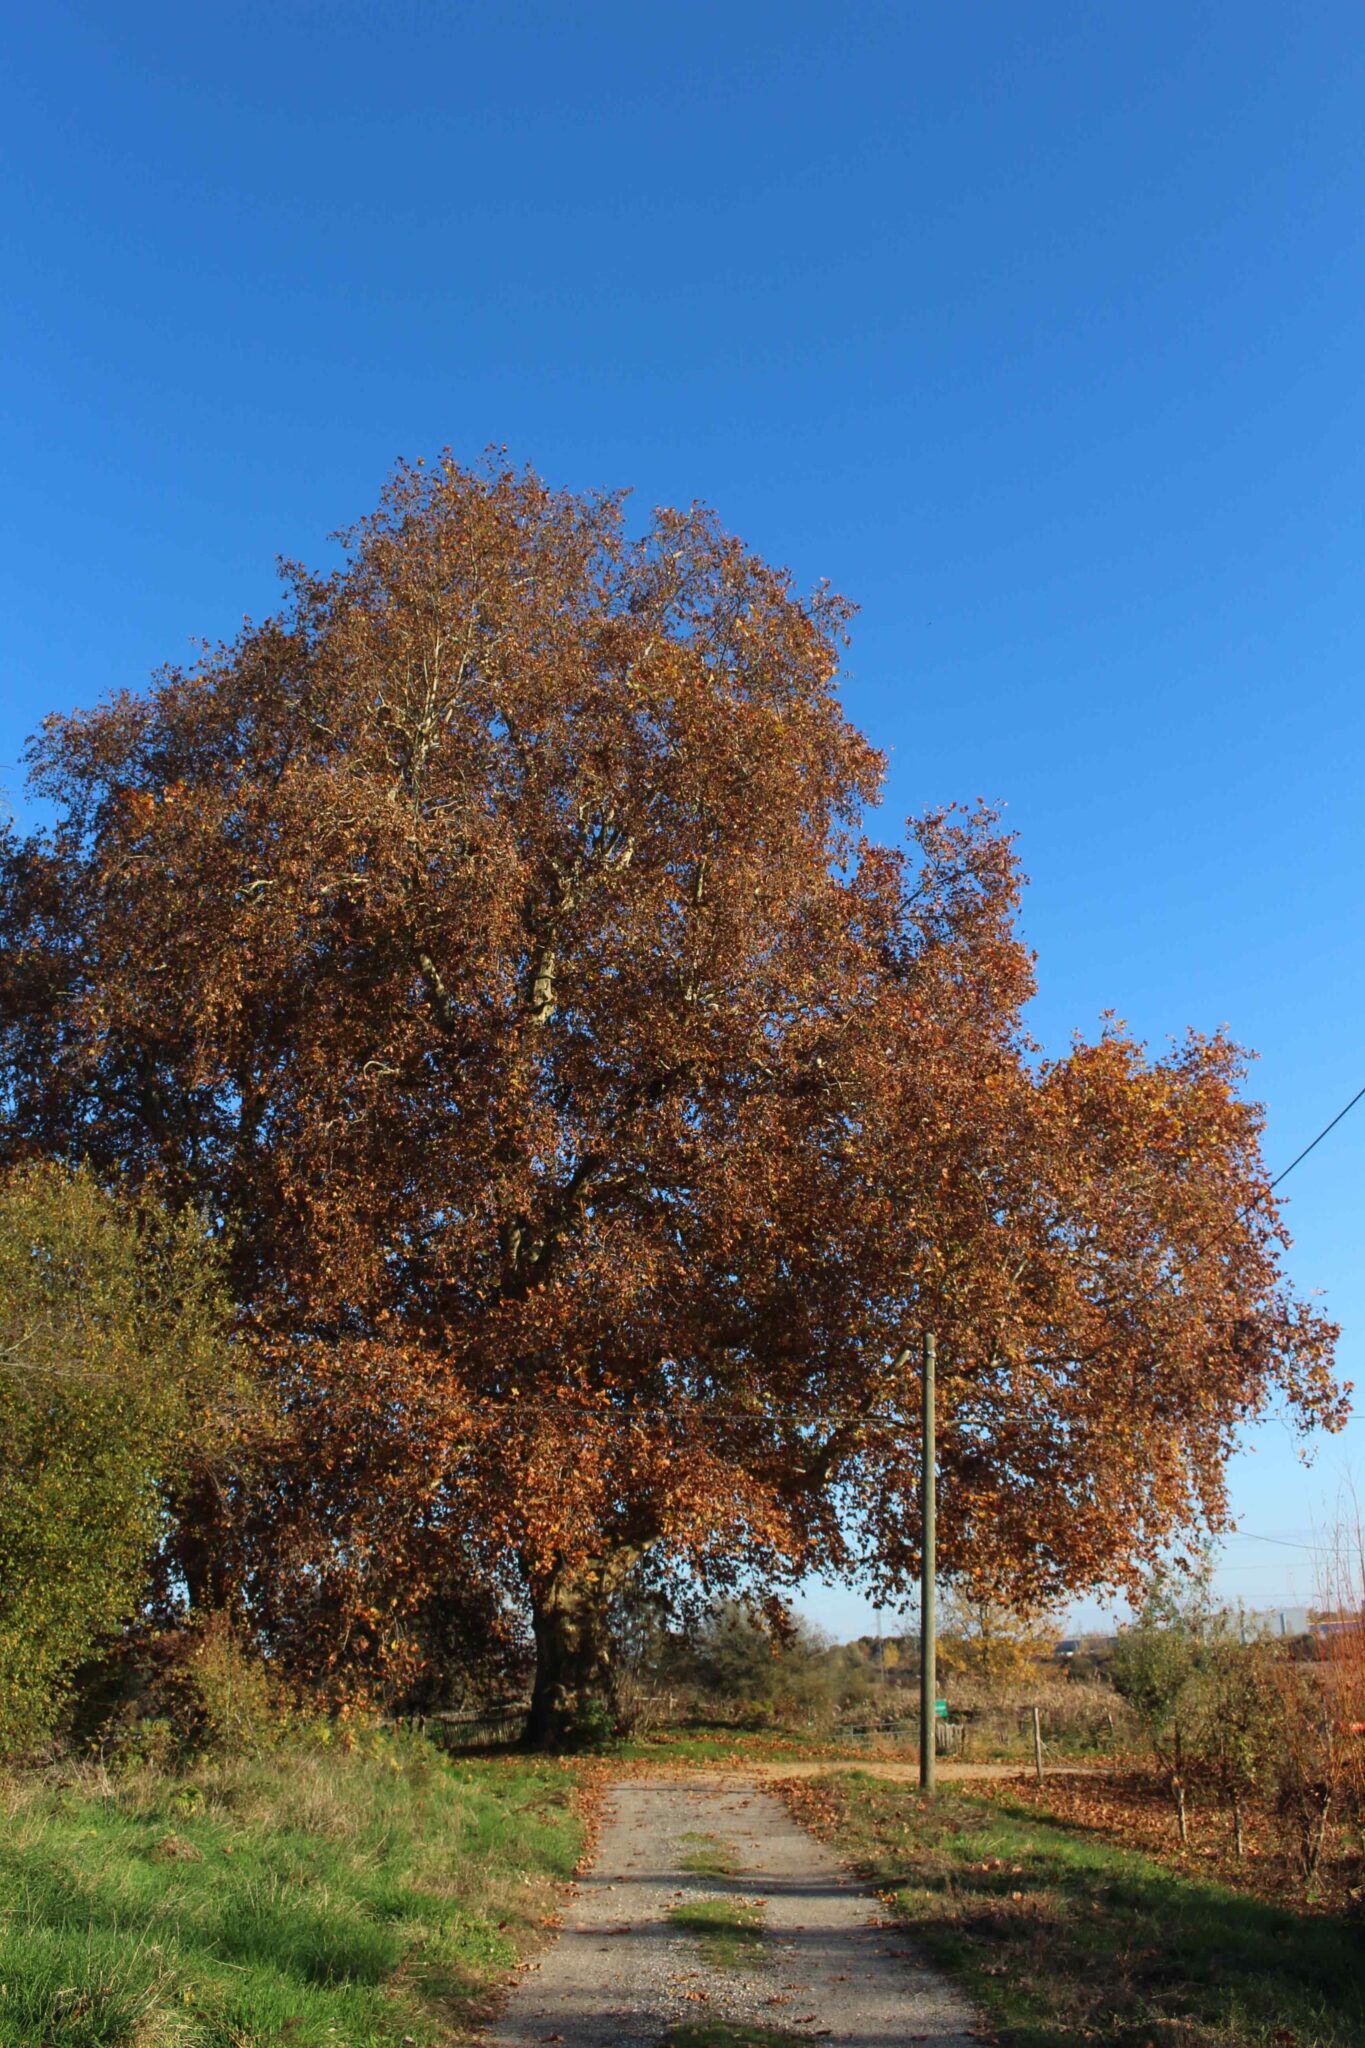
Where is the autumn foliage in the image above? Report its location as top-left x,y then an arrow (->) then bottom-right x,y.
0,1164 -> 233,1752
0,455 -> 1342,1743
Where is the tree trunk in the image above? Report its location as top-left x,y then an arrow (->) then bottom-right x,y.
173,1465 -> 236,1615
524,1552 -> 636,1750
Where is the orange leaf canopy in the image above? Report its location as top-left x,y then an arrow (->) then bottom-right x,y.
0,457 -> 1341,1691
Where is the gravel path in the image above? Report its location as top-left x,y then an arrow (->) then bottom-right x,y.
487,1775 -> 982,2048
714,1759 -> 1066,1784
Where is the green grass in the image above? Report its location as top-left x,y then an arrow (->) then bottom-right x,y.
0,1728 -> 584,2048
790,1773 -> 1365,2048
616,1720 -> 862,1765
666,1896 -> 767,1971
676,1831 -> 742,1878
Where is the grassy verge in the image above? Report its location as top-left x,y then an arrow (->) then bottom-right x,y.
616,1722 -> 860,1766
782,1772 -> 1365,2048
615,1717 -> 1114,1771
973,1765 -> 1359,1909
0,1727 -> 585,2048
676,1831 -> 742,1877
667,1895 -> 766,1970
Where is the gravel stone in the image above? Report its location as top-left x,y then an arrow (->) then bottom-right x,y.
486,1774 -> 982,2048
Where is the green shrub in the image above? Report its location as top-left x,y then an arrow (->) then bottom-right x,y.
0,1164 -> 234,1754
685,1599 -> 873,1731
1110,1553 -> 1216,1841
564,1694 -> 617,1751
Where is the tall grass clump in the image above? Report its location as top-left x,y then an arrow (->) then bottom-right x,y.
0,1726 -> 584,2047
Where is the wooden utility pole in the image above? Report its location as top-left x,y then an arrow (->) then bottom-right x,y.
1032,1704 -> 1044,1784
920,1328 -> 937,1795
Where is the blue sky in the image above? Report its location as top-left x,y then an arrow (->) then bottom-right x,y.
3,3 -> 1362,1637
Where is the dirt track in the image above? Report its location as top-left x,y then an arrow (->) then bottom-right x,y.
487,1774 -> 982,2048
682,1757 -> 1055,1784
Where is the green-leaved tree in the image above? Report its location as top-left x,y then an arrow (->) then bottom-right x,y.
1110,1550 -> 1220,1843
0,1163 -> 233,1752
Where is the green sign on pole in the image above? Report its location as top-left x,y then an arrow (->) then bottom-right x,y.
934,1698 -> 949,1720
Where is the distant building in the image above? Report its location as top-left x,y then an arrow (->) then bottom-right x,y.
1054,1633 -> 1116,1663
1237,1605 -> 1312,1639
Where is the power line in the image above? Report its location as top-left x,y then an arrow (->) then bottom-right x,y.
1208,1562 -> 1316,1575
1270,1081 -> 1365,1189
1085,1075 -> 1365,1332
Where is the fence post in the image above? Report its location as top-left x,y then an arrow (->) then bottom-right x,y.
1032,1704 -> 1044,1784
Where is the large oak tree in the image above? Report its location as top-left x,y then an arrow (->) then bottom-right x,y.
0,458 -> 1341,1743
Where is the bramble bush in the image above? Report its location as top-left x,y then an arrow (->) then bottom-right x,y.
100,1613 -> 293,1764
